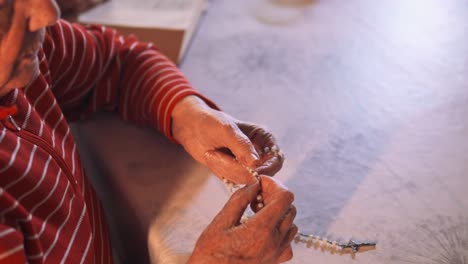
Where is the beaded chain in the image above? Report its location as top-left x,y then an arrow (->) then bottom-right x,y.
222,146 -> 377,255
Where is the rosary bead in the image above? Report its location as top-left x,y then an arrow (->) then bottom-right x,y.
277,151 -> 284,160
306,237 -> 313,248
331,241 -> 337,249
224,147 -> 375,256
252,171 -> 259,178
241,215 -> 249,224
314,236 -> 320,245
321,239 -> 328,249
294,235 -> 301,244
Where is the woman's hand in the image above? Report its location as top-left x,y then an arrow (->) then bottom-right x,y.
172,96 -> 285,184
188,176 -> 298,264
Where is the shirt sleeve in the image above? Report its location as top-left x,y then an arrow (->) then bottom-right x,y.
42,19 -> 218,142
0,225 -> 27,264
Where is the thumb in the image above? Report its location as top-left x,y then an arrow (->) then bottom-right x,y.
205,150 -> 257,184
212,182 -> 260,228
224,126 -> 259,168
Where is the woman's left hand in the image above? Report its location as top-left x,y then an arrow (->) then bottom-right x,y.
171,96 -> 284,184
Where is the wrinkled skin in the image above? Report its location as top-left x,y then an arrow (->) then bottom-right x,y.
172,95 -> 292,262
188,176 -> 298,264
172,95 -> 285,184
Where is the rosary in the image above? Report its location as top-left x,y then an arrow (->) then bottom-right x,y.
222,146 -> 377,256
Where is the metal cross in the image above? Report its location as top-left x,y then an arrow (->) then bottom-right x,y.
339,240 -> 377,253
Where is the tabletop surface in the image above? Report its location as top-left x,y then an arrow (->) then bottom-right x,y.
73,0 -> 468,263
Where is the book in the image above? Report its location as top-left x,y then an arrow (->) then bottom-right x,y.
78,0 -> 208,64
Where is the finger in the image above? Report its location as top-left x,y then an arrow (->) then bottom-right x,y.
205,150 -> 257,184
278,205 -> 297,235
240,123 -> 277,149
238,123 -> 284,176
256,153 -> 284,176
222,124 -> 260,168
277,246 -> 294,263
252,200 -> 294,230
249,193 -> 265,213
257,142 -> 284,176
211,182 -> 260,228
250,175 -> 289,213
252,176 -> 294,229
281,224 -> 298,249
259,176 -> 292,203
277,224 -> 298,262
240,124 -> 279,157
287,225 -> 298,245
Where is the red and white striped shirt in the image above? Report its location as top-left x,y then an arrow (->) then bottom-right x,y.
0,19 -> 215,263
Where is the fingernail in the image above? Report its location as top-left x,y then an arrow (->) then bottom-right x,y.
251,153 -> 259,161
252,171 -> 259,179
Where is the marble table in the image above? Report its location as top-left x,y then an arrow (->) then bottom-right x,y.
72,0 -> 468,263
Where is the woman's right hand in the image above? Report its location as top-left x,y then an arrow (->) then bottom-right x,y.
188,176 -> 298,264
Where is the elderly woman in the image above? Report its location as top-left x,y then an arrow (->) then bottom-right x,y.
0,0 -> 297,263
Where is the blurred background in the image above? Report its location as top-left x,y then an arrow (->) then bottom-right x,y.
56,0 -> 106,20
